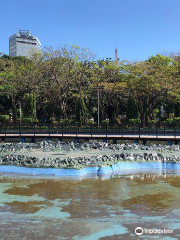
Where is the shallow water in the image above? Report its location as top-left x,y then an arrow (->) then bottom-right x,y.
0,172 -> 180,239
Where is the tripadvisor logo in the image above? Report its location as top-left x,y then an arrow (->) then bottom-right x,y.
135,227 -> 173,235
135,227 -> 143,236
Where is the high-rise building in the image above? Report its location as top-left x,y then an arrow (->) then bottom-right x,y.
9,30 -> 41,57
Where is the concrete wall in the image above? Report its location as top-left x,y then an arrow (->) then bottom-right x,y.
0,162 -> 180,177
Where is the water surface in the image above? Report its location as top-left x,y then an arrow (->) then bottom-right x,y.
0,171 -> 180,239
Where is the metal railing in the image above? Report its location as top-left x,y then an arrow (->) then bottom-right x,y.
0,123 -> 180,138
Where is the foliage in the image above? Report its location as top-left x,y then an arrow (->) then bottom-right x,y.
165,118 -> 176,126
129,118 -> 141,125
22,118 -> 39,124
0,115 -> 9,123
101,120 -> 109,126
147,119 -> 158,126
59,118 -> 73,125
0,47 -> 180,127
86,120 -> 96,126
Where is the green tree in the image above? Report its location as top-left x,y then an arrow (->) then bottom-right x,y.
126,54 -> 178,126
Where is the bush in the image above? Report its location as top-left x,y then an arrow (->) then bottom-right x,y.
52,121 -> 58,125
0,115 -> 9,123
50,117 -> 58,124
22,118 -> 33,124
33,119 -> 39,124
165,118 -> 175,126
59,119 -> 73,125
101,120 -> 109,126
22,118 -> 39,124
86,120 -> 96,126
147,119 -> 157,126
174,117 -> 180,123
129,118 -> 141,125
165,117 -> 180,126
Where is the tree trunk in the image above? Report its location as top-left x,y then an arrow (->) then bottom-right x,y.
11,97 -> 17,123
107,106 -> 115,124
140,108 -> 145,127
61,101 -> 67,119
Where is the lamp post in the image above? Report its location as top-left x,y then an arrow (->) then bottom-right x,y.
94,86 -> 104,127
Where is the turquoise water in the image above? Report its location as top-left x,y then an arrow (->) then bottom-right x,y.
0,171 -> 180,239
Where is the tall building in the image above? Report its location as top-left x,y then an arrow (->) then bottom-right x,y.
9,30 -> 41,57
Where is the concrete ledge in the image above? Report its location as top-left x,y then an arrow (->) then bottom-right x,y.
1,162 -> 180,177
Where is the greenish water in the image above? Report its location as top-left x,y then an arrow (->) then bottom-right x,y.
0,172 -> 180,239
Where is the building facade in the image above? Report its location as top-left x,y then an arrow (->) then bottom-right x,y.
9,30 -> 41,57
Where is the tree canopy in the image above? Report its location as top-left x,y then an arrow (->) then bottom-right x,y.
0,46 -> 180,127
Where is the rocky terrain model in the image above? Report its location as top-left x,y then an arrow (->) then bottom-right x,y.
0,141 -> 180,169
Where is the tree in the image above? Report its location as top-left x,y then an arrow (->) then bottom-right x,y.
0,56 -> 40,123
126,54 -> 178,126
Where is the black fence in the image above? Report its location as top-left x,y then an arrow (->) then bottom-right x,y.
0,123 -> 180,138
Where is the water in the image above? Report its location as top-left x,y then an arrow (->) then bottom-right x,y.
0,171 -> 180,239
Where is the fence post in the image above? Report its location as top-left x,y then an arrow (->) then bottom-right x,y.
91,124 -> 92,137
76,123 -> 78,137
62,124 -> 64,137
156,125 -> 157,138
139,125 -> 140,138
48,124 -> 50,137
20,123 -> 21,137
106,124 -> 108,138
34,124 -> 35,137
174,127 -> 176,139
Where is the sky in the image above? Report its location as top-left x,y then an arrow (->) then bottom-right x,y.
1,0 -> 180,61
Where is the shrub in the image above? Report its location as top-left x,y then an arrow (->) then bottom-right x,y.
0,115 -> 9,123
101,120 -> 109,126
33,119 -> 39,124
174,117 -> 180,123
129,118 -> 141,125
86,120 -> 96,126
165,118 -> 175,126
165,117 -> 180,126
147,119 -> 157,126
50,117 -> 58,124
59,119 -> 73,125
22,118 -> 33,124
22,118 -> 39,124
